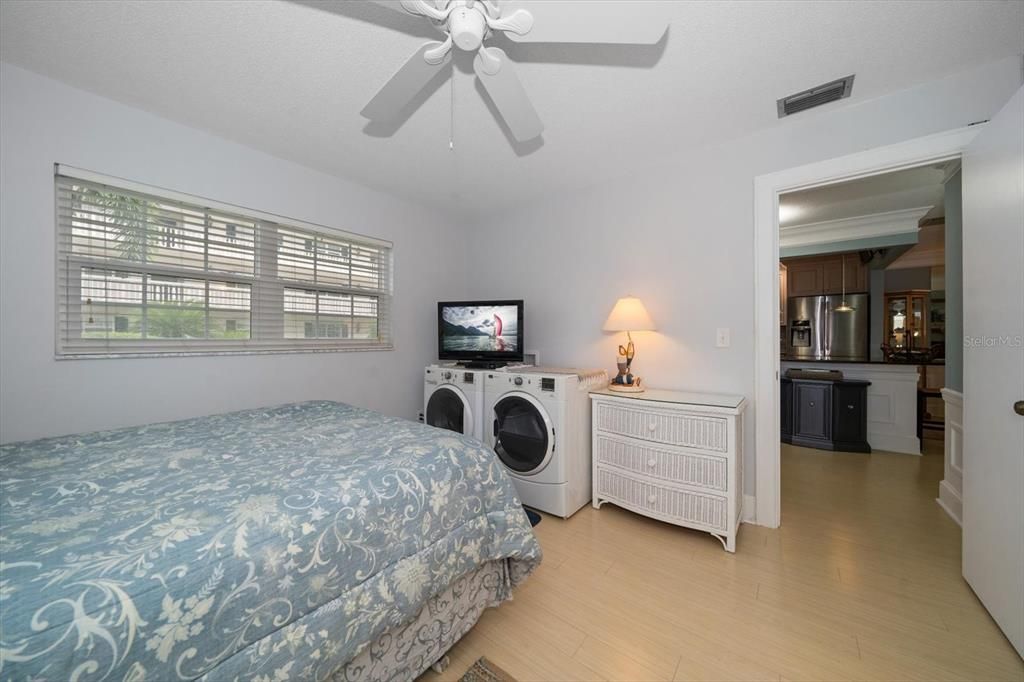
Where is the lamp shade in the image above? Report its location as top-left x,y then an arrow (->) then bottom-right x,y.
603,296 -> 656,332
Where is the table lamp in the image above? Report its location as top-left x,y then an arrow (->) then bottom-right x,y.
602,296 -> 656,392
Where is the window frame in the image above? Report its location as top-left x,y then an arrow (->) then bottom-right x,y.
54,165 -> 394,359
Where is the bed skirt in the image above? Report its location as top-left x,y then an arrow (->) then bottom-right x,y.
330,560 -> 508,682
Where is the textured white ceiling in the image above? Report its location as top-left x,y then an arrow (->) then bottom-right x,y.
780,163 -> 950,227
2,0 -> 1022,219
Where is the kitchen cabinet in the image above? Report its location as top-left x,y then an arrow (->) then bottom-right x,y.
832,382 -> 869,447
822,255 -> 869,295
782,361 -> 919,454
794,382 -> 831,440
781,377 -> 871,453
822,258 -> 845,295
786,259 -> 824,297
780,378 -> 793,438
782,253 -> 869,298
885,290 -> 930,351
850,257 -> 870,293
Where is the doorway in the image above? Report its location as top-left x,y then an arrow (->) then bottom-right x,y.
752,126 -> 979,529
779,162 -> 954,452
754,89 -> 1024,661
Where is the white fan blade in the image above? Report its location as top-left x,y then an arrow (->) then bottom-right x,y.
473,47 -> 543,142
361,42 -> 451,120
501,1 -> 668,44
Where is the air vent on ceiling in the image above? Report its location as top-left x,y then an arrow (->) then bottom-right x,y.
777,75 -> 855,118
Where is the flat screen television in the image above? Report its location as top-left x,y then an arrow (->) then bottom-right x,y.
438,300 -> 524,365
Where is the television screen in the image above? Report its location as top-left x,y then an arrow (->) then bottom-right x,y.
438,300 -> 523,360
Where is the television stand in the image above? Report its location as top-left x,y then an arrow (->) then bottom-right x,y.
458,361 -> 508,370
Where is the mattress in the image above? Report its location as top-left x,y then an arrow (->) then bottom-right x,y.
0,401 -> 541,681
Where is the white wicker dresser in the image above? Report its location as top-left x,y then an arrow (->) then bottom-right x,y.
590,388 -> 747,552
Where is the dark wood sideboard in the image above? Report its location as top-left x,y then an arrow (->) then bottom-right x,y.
781,377 -> 871,453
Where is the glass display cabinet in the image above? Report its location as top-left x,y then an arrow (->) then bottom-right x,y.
885,290 -> 930,351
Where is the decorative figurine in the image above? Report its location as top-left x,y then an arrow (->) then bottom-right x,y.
610,339 -> 642,391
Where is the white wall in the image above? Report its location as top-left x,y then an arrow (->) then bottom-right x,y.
0,63 -> 465,443
464,57 -> 1022,496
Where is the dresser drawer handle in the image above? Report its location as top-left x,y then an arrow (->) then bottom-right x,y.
647,493 -> 657,504
647,458 -> 657,469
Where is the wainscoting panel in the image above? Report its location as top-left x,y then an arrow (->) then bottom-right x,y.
937,388 -> 963,526
867,393 -> 895,424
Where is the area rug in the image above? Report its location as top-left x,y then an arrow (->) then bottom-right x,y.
459,657 -> 517,682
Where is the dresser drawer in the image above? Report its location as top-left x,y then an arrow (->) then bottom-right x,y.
594,433 -> 728,492
596,467 -> 728,532
594,400 -> 728,451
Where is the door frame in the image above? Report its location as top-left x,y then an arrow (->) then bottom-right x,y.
752,125 -> 982,528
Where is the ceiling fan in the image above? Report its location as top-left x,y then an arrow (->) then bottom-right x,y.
361,0 -> 669,143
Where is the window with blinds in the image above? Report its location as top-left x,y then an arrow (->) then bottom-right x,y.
55,169 -> 393,357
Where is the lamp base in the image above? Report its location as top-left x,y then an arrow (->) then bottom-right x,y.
608,382 -> 645,393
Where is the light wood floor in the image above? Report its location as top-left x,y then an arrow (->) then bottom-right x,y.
422,442 -> 1024,681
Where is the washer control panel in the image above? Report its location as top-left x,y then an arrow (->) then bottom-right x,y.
427,367 -> 478,386
487,373 -> 561,398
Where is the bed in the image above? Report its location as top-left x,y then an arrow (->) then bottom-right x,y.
0,401 -> 541,681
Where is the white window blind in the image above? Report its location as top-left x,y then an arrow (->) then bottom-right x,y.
55,168 -> 393,358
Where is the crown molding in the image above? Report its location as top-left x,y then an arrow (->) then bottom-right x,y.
941,159 -> 963,184
779,206 -> 932,250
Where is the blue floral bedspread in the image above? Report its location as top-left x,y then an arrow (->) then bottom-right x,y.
0,401 -> 541,681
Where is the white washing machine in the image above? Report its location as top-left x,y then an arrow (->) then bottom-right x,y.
483,368 -> 606,518
424,365 -> 485,442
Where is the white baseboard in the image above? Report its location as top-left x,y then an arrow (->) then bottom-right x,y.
742,494 -> 757,524
936,480 -> 963,526
869,433 -> 921,455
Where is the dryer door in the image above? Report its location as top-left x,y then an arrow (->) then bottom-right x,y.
492,393 -> 554,475
426,385 -> 473,435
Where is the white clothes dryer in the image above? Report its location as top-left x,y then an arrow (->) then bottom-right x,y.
483,368 -> 606,518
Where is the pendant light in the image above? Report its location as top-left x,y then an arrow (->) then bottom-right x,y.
835,253 -> 855,312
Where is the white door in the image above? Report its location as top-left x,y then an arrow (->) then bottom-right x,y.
962,84 -> 1024,659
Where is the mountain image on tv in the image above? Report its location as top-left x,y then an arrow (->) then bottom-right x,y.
441,305 -> 519,352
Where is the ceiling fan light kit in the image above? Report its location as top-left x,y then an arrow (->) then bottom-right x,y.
363,0 -> 668,143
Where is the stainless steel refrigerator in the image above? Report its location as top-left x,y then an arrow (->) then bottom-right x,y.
786,294 -> 869,361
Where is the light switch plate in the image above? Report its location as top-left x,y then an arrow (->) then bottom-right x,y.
716,328 -> 731,348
